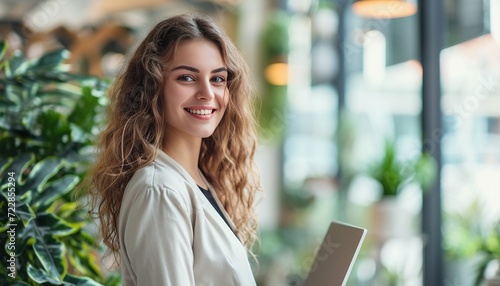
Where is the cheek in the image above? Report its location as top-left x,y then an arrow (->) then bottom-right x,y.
163,86 -> 187,111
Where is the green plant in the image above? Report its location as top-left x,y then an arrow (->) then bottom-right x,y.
257,10 -> 289,142
0,154 -> 106,285
369,140 -> 437,198
475,222 -> 500,286
0,40 -> 107,162
444,198 -> 483,261
0,41 -> 117,285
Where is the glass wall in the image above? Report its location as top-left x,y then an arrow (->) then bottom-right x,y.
2,0 -> 499,285
441,27 -> 500,286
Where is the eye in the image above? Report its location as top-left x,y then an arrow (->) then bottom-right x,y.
211,76 -> 226,84
177,75 -> 195,82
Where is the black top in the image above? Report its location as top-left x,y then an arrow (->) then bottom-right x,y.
198,185 -> 233,232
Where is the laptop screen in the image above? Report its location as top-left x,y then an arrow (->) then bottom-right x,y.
302,221 -> 367,286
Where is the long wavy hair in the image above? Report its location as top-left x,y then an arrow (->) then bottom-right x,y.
85,13 -> 261,257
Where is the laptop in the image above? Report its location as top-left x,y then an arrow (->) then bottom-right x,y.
301,221 -> 367,286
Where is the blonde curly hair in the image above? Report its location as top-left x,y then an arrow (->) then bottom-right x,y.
85,13 -> 261,257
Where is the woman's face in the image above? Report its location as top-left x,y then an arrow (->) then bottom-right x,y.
162,39 -> 229,141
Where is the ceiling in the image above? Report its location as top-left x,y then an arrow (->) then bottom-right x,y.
0,0 -> 39,19
0,0 -> 237,32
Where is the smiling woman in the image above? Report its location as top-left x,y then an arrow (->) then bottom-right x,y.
83,13 -> 261,286
162,39 -> 229,143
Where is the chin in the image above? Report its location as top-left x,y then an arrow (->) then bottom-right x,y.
192,123 -> 220,139
198,130 -> 217,139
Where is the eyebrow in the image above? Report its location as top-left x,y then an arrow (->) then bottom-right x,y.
172,65 -> 227,74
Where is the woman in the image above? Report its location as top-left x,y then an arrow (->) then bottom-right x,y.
86,13 -> 261,285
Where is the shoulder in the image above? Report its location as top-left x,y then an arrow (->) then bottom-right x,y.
128,159 -> 185,192
123,152 -> 199,212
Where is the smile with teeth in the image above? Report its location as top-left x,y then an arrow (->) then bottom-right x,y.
186,108 -> 214,115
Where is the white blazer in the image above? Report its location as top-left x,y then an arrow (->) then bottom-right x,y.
118,149 -> 256,286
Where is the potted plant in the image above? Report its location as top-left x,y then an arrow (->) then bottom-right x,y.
0,41 -> 118,285
475,221 -> 500,286
368,139 -> 437,242
443,199 -> 483,286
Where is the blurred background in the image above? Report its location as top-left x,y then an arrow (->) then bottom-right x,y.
1,0 -> 499,285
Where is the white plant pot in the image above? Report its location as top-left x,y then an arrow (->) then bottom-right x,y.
370,198 -> 415,243
445,257 -> 481,286
487,275 -> 500,286
487,260 -> 500,286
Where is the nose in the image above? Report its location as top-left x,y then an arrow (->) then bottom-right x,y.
196,80 -> 215,101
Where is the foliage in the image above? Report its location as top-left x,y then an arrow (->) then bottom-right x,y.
369,140 -> 437,198
475,221 -> 500,285
1,155 -> 101,285
0,40 -> 107,162
257,11 -> 289,142
444,210 -> 483,260
0,41 -> 117,285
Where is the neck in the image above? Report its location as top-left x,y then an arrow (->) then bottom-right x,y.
162,132 -> 207,188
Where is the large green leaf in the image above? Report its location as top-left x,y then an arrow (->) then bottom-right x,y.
0,157 -> 13,175
63,232 -> 102,279
22,157 -> 66,195
0,40 -> 7,62
13,198 -> 35,223
35,92 -> 82,106
28,69 -> 76,83
0,92 -> 17,106
23,81 -> 40,107
103,273 -> 122,286
5,50 -> 24,78
28,49 -> 70,71
53,201 -> 80,219
0,153 -> 34,188
13,60 -> 32,77
67,86 -> 100,135
20,213 -> 77,280
25,212 -> 77,239
63,273 -> 103,286
27,263 -> 63,285
33,175 -> 80,209
36,110 -> 72,149
32,234 -> 67,279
